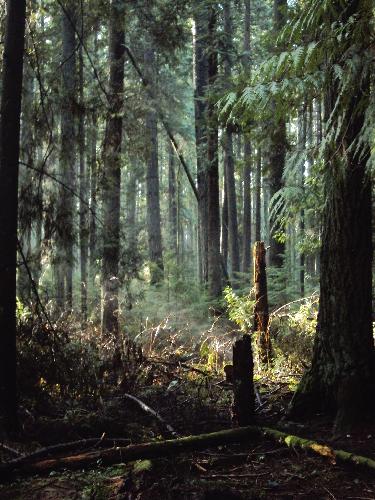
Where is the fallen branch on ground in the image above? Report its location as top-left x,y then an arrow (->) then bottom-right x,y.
123,393 -> 178,437
2,425 -> 375,480
0,437 -> 131,472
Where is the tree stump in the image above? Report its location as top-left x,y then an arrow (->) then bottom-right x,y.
232,334 -> 254,426
253,241 -> 272,365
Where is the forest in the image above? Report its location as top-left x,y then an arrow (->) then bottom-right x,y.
0,0 -> 374,498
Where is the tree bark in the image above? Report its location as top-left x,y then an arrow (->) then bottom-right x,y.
255,149 -> 261,242
253,242 -> 271,364
194,1 -> 209,284
241,0 -> 252,275
55,1 -> 76,310
298,105 -> 306,297
0,0 -> 27,434
290,0 -> 375,432
232,334 -> 255,425
207,6 -> 222,299
101,0 -> 125,337
145,47 -> 164,285
221,163 -> 228,267
268,0 -> 287,268
168,142 -> 178,259
17,55 -> 34,303
79,44 -> 88,321
223,0 -> 240,281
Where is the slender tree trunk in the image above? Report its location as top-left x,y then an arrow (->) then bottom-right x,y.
207,6 -> 222,299
125,159 -> 137,257
194,1 -> 209,284
223,0 -> 240,280
89,108 -> 98,307
101,0 -> 125,337
89,31 -> 98,311
168,142 -> 178,259
221,164 -> 228,267
255,149 -> 261,242
79,44 -> 88,321
18,57 -> 34,302
298,105 -> 306,297
269,0 -> 287,268
0,0 -> 27,434
241,0 -> 252,275
290,0 -> 375,432
56,2 -> 76,310
145,47 -> 164,285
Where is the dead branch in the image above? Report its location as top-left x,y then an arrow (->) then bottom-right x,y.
123,393 -> 178,438
0,437 -> 130,471
2,426 -> 375,481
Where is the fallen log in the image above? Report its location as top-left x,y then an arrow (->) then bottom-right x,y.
1,425 -> 375,481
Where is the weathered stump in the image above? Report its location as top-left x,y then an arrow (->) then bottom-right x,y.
232,334 -> 254,426
253,241 -> 272,365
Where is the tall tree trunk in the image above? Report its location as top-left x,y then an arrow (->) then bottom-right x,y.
207,6 -> 222,299
89,108 -> 98,307
101,0 -> 125,337
298,105 -> 306,297
18,56 -> 34,303
223,0 -> 240,280
290,0 -> 374,432
255,149 -> 261,242
194,1 -> 209,284
145,47 -> 164,285
89,31 -> 98,311
221,164 -> 228,267
79,44 -> 88,321
56,1 -> 76,310
268,0 -> 287,268
168,142 -> 178,259
241,0 -> 252,275
125,158 -> 138,260
0,0 -> 27,434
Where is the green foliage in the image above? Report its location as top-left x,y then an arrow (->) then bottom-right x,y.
223,286 -> 255,332
16,307 -> 101,404
271,295 -> 318,372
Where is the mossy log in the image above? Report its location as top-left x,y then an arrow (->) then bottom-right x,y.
2,426 -> 375,480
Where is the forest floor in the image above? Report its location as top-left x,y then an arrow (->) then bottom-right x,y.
1,319 -> 375,499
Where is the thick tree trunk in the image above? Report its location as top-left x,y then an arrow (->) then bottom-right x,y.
290,0 -> 374,432
268,0 -> 287,268
145,47 -> 164,285
101,0 -> 125,337
0,0 -> 27,434
56,2 -> 76,310
194,1 -> 209,284
207,7 -> 222,299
